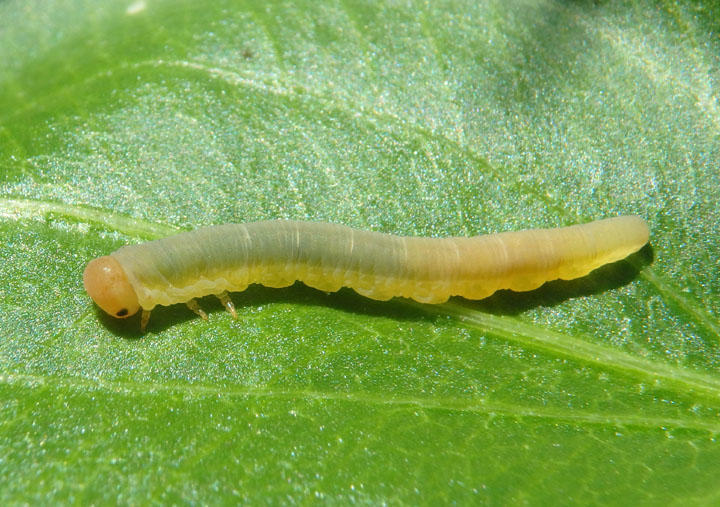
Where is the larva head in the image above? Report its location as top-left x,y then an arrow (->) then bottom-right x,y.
83,256 -> 140,319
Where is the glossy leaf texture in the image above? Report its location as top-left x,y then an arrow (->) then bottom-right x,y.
1,0 -> 719,503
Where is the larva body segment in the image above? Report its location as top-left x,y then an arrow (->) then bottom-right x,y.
97,216 -> 648,318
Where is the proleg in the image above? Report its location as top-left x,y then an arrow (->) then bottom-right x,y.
83,216 -> 650,330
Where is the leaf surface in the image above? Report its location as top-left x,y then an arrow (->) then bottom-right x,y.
1,0 -> 719,503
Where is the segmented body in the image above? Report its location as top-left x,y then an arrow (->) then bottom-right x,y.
109,216 -> 649,311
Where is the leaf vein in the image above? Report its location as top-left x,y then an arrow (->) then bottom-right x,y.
431,301 -> 720,399
1,372 -> 716,433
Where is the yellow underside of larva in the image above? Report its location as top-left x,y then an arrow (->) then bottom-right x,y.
136,263 -> 456,309
132,244 -> 631,310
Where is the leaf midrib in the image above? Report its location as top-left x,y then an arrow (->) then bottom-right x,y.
434,301 -> 720,398
1,371 -> 717,433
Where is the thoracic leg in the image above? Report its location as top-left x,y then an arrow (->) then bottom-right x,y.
186,299 -> 208,320
140,310 -> 151,332
216,291 -> 238,319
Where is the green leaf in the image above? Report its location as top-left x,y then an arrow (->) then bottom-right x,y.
1,0 -> 719,503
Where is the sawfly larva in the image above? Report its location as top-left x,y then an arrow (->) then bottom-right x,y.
83,216 -> 649,330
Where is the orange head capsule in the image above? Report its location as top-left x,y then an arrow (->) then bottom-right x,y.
83,256 -> 140,318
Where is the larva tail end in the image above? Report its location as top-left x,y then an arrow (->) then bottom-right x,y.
83,256 -> 140,319
635,216 -> 650,248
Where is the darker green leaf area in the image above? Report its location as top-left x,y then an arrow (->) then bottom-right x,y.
1,0 -> 719,503
3,380 -> 719,504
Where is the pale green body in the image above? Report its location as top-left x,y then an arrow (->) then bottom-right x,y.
110,217 -> 650,311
